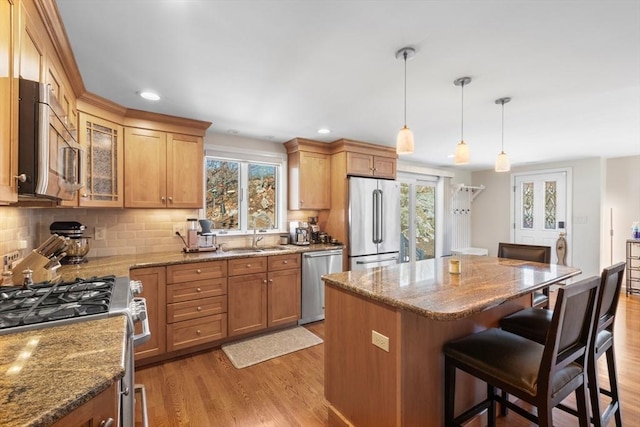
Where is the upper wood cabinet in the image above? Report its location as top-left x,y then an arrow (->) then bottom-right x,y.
124,128 -> 204,208
0,0 -> 18,204
346,151 -> 396,179
284,138 -> 331,210
77,112 -> 124,207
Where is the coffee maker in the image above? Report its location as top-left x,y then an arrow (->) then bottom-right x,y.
308,216 -> 320,243
289,221 -> 310,246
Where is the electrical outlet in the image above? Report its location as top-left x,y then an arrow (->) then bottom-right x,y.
173,224 -> 186,236
3,251 -> 21,269
372,330 -> 389,352
94,227 -> 106,241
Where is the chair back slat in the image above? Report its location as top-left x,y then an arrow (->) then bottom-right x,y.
539,276 -> 600,390
497,242 -> 551,264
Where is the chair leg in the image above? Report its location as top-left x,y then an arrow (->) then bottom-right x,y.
444,357 -> 456,427
605,347 -> 623,427
575,382 -> 590,427
487,384 -> 496,427
538,403 -> 553,427
588,354 -> 603,427
500,390 -> 508,416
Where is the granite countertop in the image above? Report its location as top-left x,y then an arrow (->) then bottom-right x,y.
0,316 -> 127,427
56,243 -> 343,281
321,255 -> 581,321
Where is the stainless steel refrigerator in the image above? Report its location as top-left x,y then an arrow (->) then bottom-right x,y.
348,177 -> 400,270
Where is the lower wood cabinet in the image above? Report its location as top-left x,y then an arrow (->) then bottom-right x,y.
228,254 -> 301,337
131,266 -> 167,361
50,382 -> 118,427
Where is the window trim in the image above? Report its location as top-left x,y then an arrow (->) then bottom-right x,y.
202,146 -> 287,234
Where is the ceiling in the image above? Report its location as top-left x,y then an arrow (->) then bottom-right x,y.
56,0 -> 640,171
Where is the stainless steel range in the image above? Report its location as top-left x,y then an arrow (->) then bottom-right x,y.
0,275 -> 150,427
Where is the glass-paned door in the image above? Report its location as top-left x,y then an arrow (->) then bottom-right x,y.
400,180 -> 436,263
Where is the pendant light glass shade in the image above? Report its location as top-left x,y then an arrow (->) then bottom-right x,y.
397,126 -> 415,154
495,150 -> 510,172
494,97 -> 511,172
453,77 -> 471,164
395,47 -> 416,155
454,141 -> 470,164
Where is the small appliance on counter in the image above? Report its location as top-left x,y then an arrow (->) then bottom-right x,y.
177,218 -> 217,253
289,221 -> 310,246
49,221 -> 90,264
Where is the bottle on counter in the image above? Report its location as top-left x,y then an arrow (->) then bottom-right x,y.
633,222 -> 640,239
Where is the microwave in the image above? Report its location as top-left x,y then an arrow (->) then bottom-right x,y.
18,78 -> 85,200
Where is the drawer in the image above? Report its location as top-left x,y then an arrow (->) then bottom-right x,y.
167,278 -> 227,303
167,296 -> 227,323
268,253 -> 301,271
167,260 -> 227,284
228,256 -> 267,276
167,314 -> 227,351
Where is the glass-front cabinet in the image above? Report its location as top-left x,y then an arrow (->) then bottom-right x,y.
78,112 -> 124,207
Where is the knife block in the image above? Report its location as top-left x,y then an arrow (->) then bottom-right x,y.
12,250 -> 57,284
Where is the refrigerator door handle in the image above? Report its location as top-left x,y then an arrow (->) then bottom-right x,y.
373,189 -> 383,243
378,189 -> 384,244
356,257 -> 398,265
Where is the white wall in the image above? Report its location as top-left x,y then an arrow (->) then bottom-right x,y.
471,157 -> 604,278
603,155 -> 640,267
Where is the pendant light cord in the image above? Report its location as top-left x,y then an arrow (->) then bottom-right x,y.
460,81 -> 465,141
403,50 -> 408,127
500,100 -> 505,152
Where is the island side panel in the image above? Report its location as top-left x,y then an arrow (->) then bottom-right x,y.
400,295 -> 530,426
325,284 -> 402,427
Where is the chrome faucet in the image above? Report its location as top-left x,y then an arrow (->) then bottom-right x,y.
251,212 -> 274,249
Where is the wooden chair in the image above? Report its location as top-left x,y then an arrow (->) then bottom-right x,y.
443,275 -> 600,427
499,262 -> 626,426
497,242 -> 552,308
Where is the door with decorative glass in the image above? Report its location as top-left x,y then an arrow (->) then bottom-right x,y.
400,179 -> 436,263
513,170 -> 570,264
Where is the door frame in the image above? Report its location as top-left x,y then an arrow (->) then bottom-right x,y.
509,167 -> 573,265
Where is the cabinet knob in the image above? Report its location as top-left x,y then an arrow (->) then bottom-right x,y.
168,196 -> 173,202
196,269 -> 202,274
269,279 -> 273,283
161,196 -> 166,202
197,306 -> 202,311
283,260 -> 288,264
263,279 -> 267,283
246,264 -> 251,268
100,419 -> 115,427
82,193 -> 88,198
196,329 -> 201,334
14,174 -> 27,183
196,287 -> 201,292
300,200 -> 304,205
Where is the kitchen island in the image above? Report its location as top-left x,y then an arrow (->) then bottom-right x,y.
321,255 -> 581,427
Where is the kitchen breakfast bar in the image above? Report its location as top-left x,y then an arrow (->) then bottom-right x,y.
321,255 -> 581,427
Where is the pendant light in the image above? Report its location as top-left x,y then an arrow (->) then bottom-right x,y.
395,47 -> 416,155
453,77 -> 471,164
494,97 -> 511,172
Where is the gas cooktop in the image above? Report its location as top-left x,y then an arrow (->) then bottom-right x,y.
0,276 -> 132,334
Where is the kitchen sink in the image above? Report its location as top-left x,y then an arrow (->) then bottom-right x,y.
221,246 -> 290,254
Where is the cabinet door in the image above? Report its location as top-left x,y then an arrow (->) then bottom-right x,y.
130,267 -> 167,361
228,273 -> 267,336
124,127 -> 167,208
167,133 -> 203,208
50,382 -> 118,427
373,156 -> 396,179
297,151 -> 331,209
78,113 -> 124,207
346,152 -> 374,176
268,268 -> 301,327
0,0 -> 18,203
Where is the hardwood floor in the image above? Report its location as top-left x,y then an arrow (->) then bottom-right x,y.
135,294 -> 640,426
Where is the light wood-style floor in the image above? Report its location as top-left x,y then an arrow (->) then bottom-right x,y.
135,293 -> 640,427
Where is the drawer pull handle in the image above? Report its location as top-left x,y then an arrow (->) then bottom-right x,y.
197,306 -> 202,311
196,269 -> 202,274
196,287 -> 201,292
246,264 -> 251,268
196,330 -> 201,335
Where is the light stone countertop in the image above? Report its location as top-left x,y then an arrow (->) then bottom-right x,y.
56,243 -> 343,281
321,255 -> 581,320
0,316 -> 127,427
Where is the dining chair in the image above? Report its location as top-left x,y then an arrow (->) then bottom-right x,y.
499,261 -> 626,427
497,242 -> 552,308
443,275 -> 600,427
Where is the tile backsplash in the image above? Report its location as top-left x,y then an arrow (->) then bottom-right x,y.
0,207 -> 299,260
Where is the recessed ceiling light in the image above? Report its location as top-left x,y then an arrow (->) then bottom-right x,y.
447,154 -> 455,158
317,128 -> 331,134
139,91 -> 160,101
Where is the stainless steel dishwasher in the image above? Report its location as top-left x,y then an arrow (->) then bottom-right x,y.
299,249 -> 343,325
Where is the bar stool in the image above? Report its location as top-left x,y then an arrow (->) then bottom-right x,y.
497,242 -> 552,308
443,276 -> 600,427
499,262 -> 626,427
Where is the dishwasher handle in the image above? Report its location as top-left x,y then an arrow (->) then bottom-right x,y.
303,250 -> 343,258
